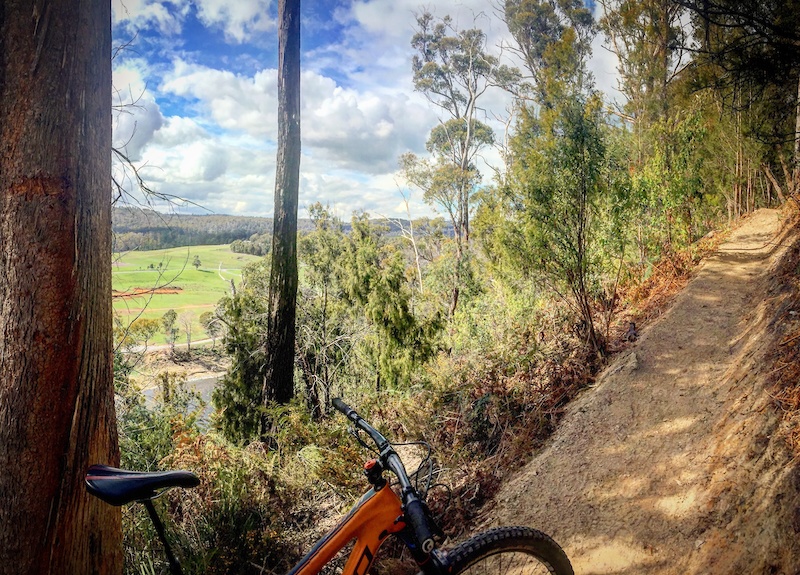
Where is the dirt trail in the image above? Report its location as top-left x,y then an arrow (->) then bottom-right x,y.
489,209 -> 800,574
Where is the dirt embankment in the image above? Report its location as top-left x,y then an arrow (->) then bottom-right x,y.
486,209 -> 800,574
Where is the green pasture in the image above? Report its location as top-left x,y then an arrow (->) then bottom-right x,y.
113,245 -> 263,345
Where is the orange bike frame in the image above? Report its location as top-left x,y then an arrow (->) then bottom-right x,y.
287,482 -> 407,575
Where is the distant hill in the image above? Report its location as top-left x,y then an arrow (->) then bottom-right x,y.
112,207 -> 449,251
112,208 -> 281,251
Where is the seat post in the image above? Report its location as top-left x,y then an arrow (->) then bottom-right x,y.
142,499 -> 185,575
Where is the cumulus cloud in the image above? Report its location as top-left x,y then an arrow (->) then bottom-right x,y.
113,0 -> 275,43
152,116 -> 208,147
161,60 -> 278,135
113,62 -> 165,160
160,60 -> 435,175
302,73 -> 434,173
193,0 -> 275,43
112,0 -> 189,36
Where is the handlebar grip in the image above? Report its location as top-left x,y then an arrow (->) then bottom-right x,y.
404,497 -> 435,554
332,398 -> 355,418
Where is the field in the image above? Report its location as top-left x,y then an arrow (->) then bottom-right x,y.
113,245 -> 263,345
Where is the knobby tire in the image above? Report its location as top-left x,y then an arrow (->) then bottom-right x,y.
443,526 -> 573,575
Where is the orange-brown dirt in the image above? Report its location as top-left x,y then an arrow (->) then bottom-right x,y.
484,209 -> 800,574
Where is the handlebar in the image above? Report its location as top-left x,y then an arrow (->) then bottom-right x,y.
332,398 -> 436,554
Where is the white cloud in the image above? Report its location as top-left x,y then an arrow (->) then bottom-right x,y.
193,0 -> 275,43
302,73 -> 435,173
152,116 -> 208,147
160,60 -> 435,174
110,1 -> 528,219
161,60 -> 278,135
112,0 -> 189,36
113,62 -> 165,160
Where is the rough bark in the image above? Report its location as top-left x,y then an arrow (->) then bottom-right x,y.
0,1 -> 121,573
263,0 -> 301,407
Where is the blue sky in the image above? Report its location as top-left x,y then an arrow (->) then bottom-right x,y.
112,0 -> 620,219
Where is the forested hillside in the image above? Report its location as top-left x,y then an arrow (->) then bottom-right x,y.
112,208 -> 278,250
112,206 -> 441,252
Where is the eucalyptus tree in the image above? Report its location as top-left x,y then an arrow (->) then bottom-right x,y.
504,0 -> 596,106
264,0 -> 301,408
498,95 -> 624,356
406,11 -> 519,316
597,0 -> 688,131
0,0 -> 121,572
296,204 -> 349,416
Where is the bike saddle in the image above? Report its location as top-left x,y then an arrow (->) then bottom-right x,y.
85,464 -> 200,506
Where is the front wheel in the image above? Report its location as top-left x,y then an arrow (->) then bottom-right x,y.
443,526 -> 573,575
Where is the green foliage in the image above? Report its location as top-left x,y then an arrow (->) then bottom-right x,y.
162,309 -> 177,334
301,208 -> 443,397
400,152 -> 481,227
230,232 -> 271,256
115,363 -> 204,472
339,214 -> 443,391
426,118 -> 495,158
296,204 -> 352,415
161,309 -> 179,353
680,0 -> 800,147
130,318 -> 160,348
199,311 -> 224,346
118,391 -> 368,575
626,107 -> 730,266
411,13 -> 520,111
491,93 -> 626,353
505,0 -> 596,103
212,260 -> 270,444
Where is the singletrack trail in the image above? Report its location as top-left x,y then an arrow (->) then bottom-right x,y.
488,209 -> 800,574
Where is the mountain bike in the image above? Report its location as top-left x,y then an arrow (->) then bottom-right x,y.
86,398 -> 573,575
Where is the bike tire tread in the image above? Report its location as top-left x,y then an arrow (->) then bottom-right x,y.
444,526 -> 574,575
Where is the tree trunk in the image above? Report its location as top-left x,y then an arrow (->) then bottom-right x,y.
0,1 -> 121,573
765,164 -> 787,204
263,0 -> 301,408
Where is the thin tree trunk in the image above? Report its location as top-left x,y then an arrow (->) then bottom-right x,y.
0,1 -> 121,573
263,0 -> 301,409
764,164 -> 786,204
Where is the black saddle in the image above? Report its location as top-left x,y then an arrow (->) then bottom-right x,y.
85,464 -> 200,506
